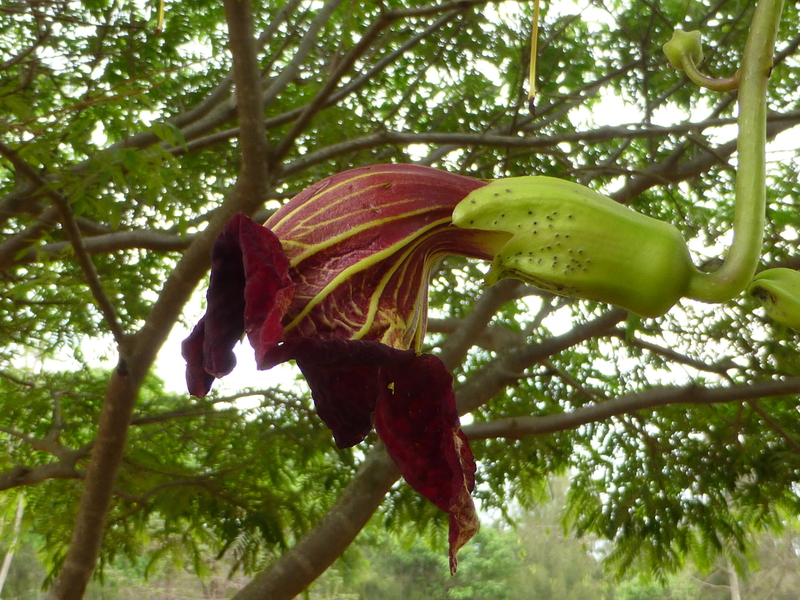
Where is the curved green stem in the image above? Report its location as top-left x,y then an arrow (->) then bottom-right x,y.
686,0 -> 786,303
680,57 -> 739,92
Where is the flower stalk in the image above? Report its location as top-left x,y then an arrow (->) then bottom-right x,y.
669,0 -> 786,304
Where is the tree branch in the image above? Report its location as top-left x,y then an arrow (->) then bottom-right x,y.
0,462 -> 83,492
464,378 -> 800,440
437,279 -> 521,370
0,142 -> 126,345
231,446 -> 401,600
456,308 -> 628,415
281,111 -> 800,176
45,0 -> 273,597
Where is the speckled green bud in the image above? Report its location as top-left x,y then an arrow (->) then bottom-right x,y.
748,268 -> 800,332
452,177 -> 696,318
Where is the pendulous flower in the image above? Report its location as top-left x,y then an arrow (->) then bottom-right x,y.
182,164 -> 509,572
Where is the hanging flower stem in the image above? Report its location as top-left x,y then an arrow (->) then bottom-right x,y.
686,0 -> 786,303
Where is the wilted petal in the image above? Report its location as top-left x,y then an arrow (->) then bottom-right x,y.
268,338 -> 415,448
373,353 -> 479,573
182,318 -> 217,398
182,213 -> 294,397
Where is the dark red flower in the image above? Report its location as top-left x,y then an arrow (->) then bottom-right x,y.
182,164 -> 508,572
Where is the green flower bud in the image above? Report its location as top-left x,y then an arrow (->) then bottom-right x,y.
748,268 -> 800,332
663,30 -> 704,70
452,177 -> 697,318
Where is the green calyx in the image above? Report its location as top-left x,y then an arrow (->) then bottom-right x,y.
452,177 -> 697,318
748,268 -> 800,332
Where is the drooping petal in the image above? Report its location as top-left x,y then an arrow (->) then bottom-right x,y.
265,338 -> 415,448
182,318 -> 216,398
265,164 -> 507,349
373,353 -> 479,574
182,213 -> 294,397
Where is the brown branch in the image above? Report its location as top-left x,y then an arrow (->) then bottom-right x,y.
748,401 -> 800,455
0,462 -> 83,491
610,111 -> 800,204
611,328 -> 737,377
6,205 -> 278,267
427,317 -> 523,353
281,111 -> 800,176
464,378 -> 800,440
0,142 -> 126,345
541,359 -> 603,402
272,1 -> 477,162
261,0 -> 346,111
231,446 -> 400,600
0,1 -> 298,223
7,230 -> 191,266
0,426 -> 75,461
0,369 -> 36,388
175,9 -> 472,158
0,206 -> 60,270
45,0 -> 273,597
456,308 -> 627,415
437,279 -> 521,370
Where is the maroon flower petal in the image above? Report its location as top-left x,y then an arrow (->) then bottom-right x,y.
373,354 -> 479,574
267,338 -> 415,448
182,317 -> 216,397
181,213 -> 293,397
265,164 -> 505,348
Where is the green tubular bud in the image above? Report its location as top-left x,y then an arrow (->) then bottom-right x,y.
748,268 -> 800,332
452,177 -> 696,318
662,30 -> 704,70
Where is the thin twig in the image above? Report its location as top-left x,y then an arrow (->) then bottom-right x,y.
0,142 -> 126,346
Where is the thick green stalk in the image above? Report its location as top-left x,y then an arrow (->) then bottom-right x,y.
686,0 -> 786,303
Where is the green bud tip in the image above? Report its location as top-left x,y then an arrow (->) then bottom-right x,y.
663,30 -> 704,71
748,268 -> 800,332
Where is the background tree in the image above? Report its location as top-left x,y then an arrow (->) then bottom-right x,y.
1,0 -> 800,598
